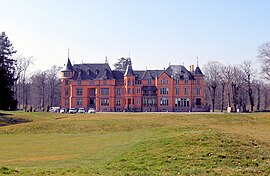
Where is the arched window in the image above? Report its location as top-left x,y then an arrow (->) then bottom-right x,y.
87,69 -> 91,75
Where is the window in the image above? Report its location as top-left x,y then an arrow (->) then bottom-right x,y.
116,99 -> 121,106
101,98 -> 109,106
76,98 -> 82,106
148,79 -> 152,85
128,79 -> 131,86
135,80 -> 141,85
143,97 -> 156,105
65,80 -> 69,85
196,98 -> 202,105
160,87 -> 169,94
184,79 -> 188,84
137,98 -> 140,105
128,88 -> 131,94
76,88 -> 83,96
175,78 -> 180,84
103,80 -> 107,85
101,88 -> 109,95
89,80 -> 94,85
116,88 -> 121,95
197,78 -> 200,85
78,80 -> 82,85
176,87 -> 180,95
89,88 -> 96,96
175,98 -> 189,107
64,72 -> 70,77
65,99 -> 68,106
184,87 -> 188,95
65,88 -> 69,96
136,88 -> 141,94
160,98 -> 169,106
161,78 -> 168,84
197,87 -> 201,95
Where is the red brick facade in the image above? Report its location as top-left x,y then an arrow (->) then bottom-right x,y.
61,58 -> 207,112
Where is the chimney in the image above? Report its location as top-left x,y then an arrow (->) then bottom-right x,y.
189,65 -> 194,73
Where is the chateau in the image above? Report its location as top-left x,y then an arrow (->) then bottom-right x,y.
61,57 -> 207,112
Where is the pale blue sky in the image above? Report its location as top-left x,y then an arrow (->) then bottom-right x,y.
1,0 -> 270,71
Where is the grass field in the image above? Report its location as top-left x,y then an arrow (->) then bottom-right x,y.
0,111 -> 270,175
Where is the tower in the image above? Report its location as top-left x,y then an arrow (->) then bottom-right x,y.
61,53 -> 75,109
124,58 -> 135,111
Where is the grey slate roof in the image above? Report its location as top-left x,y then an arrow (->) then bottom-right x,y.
62,58 -> 74,71
124,65 -> 135,76
112,70 -> 124,79
72,63 -> 115,80
141,70 -> 163,79
165,65 -> 195,80
194,66 -> 203,75
65,59 -> 203,80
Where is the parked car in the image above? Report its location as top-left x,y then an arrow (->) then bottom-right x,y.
49,107 -> 60,113
60,108 -> 66,113
78,108 -> 85,113
68,108 -> 77,113
88,108 -> 96,113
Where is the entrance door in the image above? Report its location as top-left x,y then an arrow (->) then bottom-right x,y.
127,98 -> 131,110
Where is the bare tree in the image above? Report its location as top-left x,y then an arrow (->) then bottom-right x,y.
242,60 -> 255,112
46,65 -> 62,107
253,79 -> 263,111
263,84 -> 270,110
258,42 -> 270,81
15,56 -> 33,109
230,66 -> 242,112
222,65 -> 233,108
203,61 -> 221,112
31,71 -> 47,109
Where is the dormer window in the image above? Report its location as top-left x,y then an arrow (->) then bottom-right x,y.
87,69 -> 91,75
78,80 -> 82,85
104,69 -> 108,75
95,69 -> 99,75
64,72 -> 70,77
184,73 -> 189,84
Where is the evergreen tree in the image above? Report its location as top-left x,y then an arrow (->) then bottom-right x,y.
0,32 -> 17,110
113,57 -> 129,71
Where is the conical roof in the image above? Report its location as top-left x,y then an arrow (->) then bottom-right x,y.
124,59 -> 135,76
62,58 -> 74,71
194,66 -> 203,75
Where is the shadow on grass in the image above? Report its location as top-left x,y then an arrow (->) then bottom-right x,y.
0,112 -> 31,127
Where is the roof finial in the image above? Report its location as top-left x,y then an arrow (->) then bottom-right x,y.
196,56 -> 199,67
105,55 -> 108,63
68,48 -> 70,59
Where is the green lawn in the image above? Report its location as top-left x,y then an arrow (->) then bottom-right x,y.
0,111 -> 270,175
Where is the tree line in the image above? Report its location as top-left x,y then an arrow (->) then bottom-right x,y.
1,31 -> 270,112
203,42 -> 270,112
0,32 -> 61,111
15,61 -> 62,111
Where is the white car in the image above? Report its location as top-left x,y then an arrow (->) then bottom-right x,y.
88,108 -> 96,113
78,108 -> 85,113
68,108 -> 77,113
60,108 -> 66,113
49,107 -> 60,113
